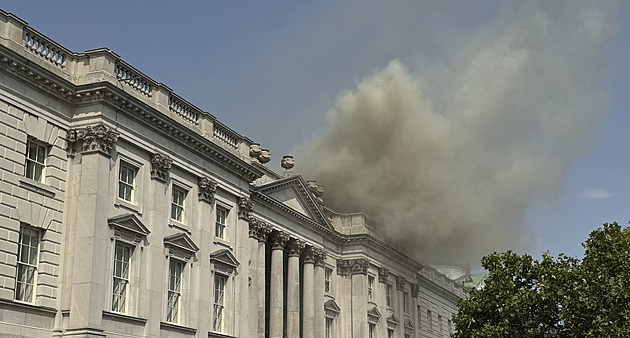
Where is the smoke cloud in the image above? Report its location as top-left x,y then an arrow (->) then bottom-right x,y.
294,1 -> 619,265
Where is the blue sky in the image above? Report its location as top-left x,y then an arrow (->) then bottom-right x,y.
3,1 -> 629,264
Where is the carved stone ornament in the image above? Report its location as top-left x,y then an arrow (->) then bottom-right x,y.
258,148 -> 271,164
378,268 -> 389,283
287,238 -> 306,257
337,259 -> 351,277
270,231 -> 290,250
306,180 -> 325,203
150,152 -> 173,182
238,196 -> 254,220
256,220 -> 273,242
396,276 -> 406,291
248,217 -> 260,239
249,142 -> 261,159
313,248 -> 327,267
303,246 -> 315,264
198,176 -> 217,203
410,283 -> 420,298
349,258 -> 370,275
67,124 -> 119,157
281,155 -> 295,177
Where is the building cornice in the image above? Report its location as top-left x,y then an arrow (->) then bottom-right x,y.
417,273 -> 463,303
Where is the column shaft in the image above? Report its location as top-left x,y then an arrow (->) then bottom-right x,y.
287,254 -> 301,337
257,241 -> 266,338
302,260 -> 315,338
249,237 -> 259,337
269,247 -> 284,338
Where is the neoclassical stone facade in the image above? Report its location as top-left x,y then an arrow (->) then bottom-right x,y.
0,10 -> 465,338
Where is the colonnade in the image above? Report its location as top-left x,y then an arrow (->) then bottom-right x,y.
248,218 -> 327,338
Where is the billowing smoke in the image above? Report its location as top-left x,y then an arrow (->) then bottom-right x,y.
294,1 -> 619,265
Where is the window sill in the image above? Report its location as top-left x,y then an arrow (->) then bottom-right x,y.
160,321 -> 197,335
0,298 -> 56,315
19,177 -> 55,198
169,220 -> 191,234
208,332 -> 235,338
102,310 -> 147,325
114,199 -> 142,215
213,237 -> 232,249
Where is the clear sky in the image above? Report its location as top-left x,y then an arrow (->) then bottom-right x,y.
3,1 -> 629,264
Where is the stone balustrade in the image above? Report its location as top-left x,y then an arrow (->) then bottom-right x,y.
0,9 -> 254,159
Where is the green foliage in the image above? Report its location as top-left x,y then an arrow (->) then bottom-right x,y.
453,222 -> 630,338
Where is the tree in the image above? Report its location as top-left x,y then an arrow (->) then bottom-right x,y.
453,222 -> 630,337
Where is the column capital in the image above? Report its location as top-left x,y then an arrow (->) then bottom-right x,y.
378,268 -> 389,283
287,238 -> 306,257
238,196 -> 254,220
248,217 -> 260,239
396,276 -> 406,291
256,220 -> 273,242
67,123 -> 119,157
411,283 -> 420,298
337,258 -> 369,276
150,152 -> 173,182
270,231 -> 290,250
313,248 -> 327,267
198,176 -> 217,203
303,246 -> 316,264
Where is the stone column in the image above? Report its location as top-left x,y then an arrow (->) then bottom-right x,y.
396,276 -> 406,336
248,219 -> 261,338
287,239 -> 306,338
348,258 -> 370,338
66,124 -> 118,335
256,222 -> 272,338
313,249 -> 326,338
378,268 -> 390,338
302,247 -> 315,338
269,231 -> 289,338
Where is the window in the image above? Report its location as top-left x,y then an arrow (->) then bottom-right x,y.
167,259 -> 183,323
368,275 -> 375,300
417,305 -> 422,327
171,186 -> 186,222
325,267 -> 332,293
369,323 -> 376,338
112,242 -> 132,313
118,162 -> 136,203
25,139 -> 47,182
438,314 -> 443,334
213,274 -> 226,332
403,291 -> 409,313
386,284 -> 393,307
427,310 -> 433,330
15,226 -> 40,303
448,319 -> 453,335
215,207 -> 228,239
387,329 -> 394,338
326,317 -> 334,338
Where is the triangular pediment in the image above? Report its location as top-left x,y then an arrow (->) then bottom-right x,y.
108,213 -> 150,237
404,318 -> 414,329
255,176 -> 333,230
164,233 -> 199,254
367,306 -> 381,320
387,313 -> 399,325
210,249 -> 239,269
324,299 -> 341,314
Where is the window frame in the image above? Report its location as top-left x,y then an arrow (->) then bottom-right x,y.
212,273 -> 227,333
24,138 -> 48,183
368,323 -> 376,338
403,291 -> 409,313
15,226 -> 40,303
111,241 -> 133,313
170,185 -> 187,223
215,206 -> 228,240
118,161 -> 137,204
324,267 -> 333,294
167,258 -> 184,324
386,284 -> 393,308
367,275 -> 375,300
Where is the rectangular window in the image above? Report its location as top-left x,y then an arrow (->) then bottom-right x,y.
387,329 -> 394,338
367,275 -> 374,300
448,319 -> 453,334
213,274 -> 226,332
215,207 -> 227,239
326,317 -> 334,338
427,310 -> 433,330
118,162 -> 136,203
369,323 -> 376,338
403,291 -> 409,313
112,242 -> 132,313
325,267 -> 332,293
25,139 -> 47,182
167,259 -> 183,323
15,227 -> 39,303
171,186 -> 186,222
386,284 -> 393,307
438,314 -> 443,334
417,305 -> 422,327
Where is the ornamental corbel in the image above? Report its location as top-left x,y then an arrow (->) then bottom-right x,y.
238,196 -> 254,220
150,152 -> 173,182
349,258 -> 370,275
378,268 -> 389,283
313,248 -> 327,267
198,176 -> 217,203
396,276 -> 406,291
411,283 -> 420,298
337,259 -> 351,277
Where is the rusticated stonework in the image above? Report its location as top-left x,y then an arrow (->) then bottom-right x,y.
379,267 -> 389,283
238,196 -> 254,220
67,124 -> 119,157
150,152 -> 173,182
198,176 -> 217,203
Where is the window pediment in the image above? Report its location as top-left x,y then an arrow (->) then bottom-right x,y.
108,214 -> 150,245
404,318 -> 414,333
367,306 -> 381,323
164,233 -> 199,261
324,299 -> 341,315
387,313 -> 399,329
210,248 -> 239,273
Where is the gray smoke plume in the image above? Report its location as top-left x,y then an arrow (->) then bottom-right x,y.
294,1 -> 619,265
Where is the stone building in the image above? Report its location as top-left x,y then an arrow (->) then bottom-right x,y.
0,10 -> 465,338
